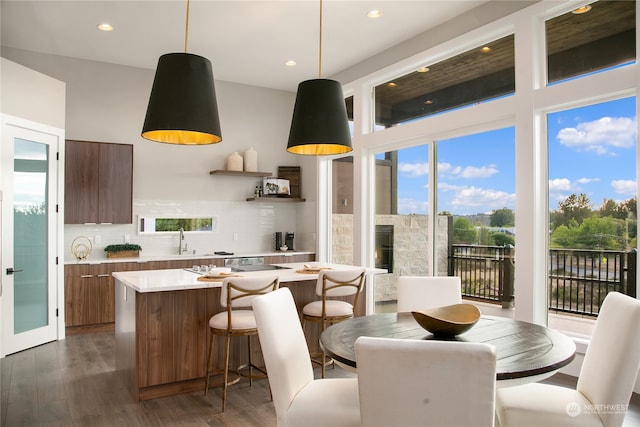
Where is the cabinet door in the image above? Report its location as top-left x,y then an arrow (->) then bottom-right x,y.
64,264 -> 94,326
92,264 -> 114,324
64,264 -> 115,326
64,140 -> 99,224
98,143 -> 133,224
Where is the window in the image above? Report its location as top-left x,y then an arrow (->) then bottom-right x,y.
547,97 -> 637,320
546,0 -> 635,84
437,128 -> 516,304
374,35 -> 514,129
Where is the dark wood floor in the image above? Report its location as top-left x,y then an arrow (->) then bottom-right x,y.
1,332 -> 639,426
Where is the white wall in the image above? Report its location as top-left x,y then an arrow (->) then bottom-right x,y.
0,58 -> 65,128
1,47 -> 318,257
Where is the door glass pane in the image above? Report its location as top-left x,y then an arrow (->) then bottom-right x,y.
14,137 -> 49,333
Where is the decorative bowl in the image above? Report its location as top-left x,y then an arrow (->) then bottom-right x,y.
411,303 -> 481,337
280,246 -> 288,252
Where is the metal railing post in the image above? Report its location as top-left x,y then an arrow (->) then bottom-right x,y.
627,249 -> 637,298
500,244 -> 515,308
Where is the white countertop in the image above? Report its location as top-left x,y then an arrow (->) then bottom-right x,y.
66,251 -> 315,265
112,262 -> 386,293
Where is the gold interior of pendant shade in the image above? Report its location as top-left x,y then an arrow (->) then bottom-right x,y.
287,143 -> 352,156
141,0 -> 222,145
142,129 -> 222,145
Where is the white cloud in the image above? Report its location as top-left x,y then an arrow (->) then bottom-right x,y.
611,179 -> 636,195
556,116 -> 637,155
576,177 -> 600,185
398,197 -> 428,214
459,165 -> 499,178
438,182 -> 462,191
398,161 -> 428,177
449,186 -> 516,210
438,162 -> 498,179
548,178 -> 571,192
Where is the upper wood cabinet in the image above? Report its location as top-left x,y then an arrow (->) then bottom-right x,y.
65,140 -> 133,224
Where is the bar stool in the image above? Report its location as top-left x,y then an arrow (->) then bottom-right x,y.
302,268 -> 366,377
204,275 -> 279,412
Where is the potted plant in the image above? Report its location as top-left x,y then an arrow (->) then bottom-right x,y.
104,243 -> 142,259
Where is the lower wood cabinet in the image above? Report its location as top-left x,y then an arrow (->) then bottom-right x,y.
64,263 -> 115,334
64,255 -> 313,335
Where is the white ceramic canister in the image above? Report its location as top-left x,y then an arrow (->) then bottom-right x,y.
226,152 -> 243,171
244,147 -> 258,172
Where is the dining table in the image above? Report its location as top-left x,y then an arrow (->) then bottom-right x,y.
320,312 -> 577,387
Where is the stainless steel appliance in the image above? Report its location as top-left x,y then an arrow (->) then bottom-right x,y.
224,257 -> 291,272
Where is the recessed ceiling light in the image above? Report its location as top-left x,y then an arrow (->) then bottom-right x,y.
387,82 -> 397,88
367,9 -> 382,19
480,46 -> 491,53
417,67 -> 430,73
285,60 -> 297,67
572,5 -> 592,14
424,99 -> 434,105
97,23 -> 113,32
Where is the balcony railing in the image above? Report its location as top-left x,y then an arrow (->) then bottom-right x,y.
450,244 -> 637,317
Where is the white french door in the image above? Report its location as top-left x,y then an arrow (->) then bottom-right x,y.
1,116 -> 62,356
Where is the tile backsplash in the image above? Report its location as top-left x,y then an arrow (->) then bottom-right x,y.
64,199 -> 305,262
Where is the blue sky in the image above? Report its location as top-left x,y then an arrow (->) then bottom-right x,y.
393,96 -> 637,216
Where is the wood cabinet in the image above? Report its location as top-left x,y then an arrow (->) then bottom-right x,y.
65,140 -> 133,224
65,263 -> 115,333
64,258 -> 225,334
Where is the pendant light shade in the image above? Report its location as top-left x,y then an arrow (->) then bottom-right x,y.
286,0 -> 352,155
287,79 -> 352,155
142,52 -> 222,145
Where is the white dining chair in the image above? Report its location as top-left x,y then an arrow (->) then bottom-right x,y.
253,287 -> 360,427
355,336 -> 497,427
396,275 -> 462,312
495,291 -> 640,427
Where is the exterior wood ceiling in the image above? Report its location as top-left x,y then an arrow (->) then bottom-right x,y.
370,0 -> 636,127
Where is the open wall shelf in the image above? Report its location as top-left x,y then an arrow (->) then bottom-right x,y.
209,170 -> 271,177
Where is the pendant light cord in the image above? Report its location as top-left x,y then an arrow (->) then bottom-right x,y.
318,0 -> 323,78
184,0 -> 190,53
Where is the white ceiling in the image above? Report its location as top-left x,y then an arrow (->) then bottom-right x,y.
1,0 -> 489,92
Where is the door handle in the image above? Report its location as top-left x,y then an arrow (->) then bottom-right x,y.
6,267 -> 23,275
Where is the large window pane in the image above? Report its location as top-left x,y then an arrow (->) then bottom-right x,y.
548,97 -> 637,322
437,128 -> 516,306
546,1 -> 635,84
374,35 -> 514,129
373,146 -> 430,312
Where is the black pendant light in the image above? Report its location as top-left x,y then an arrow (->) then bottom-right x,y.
142,0 -> 222,145
286,0 -> 352,155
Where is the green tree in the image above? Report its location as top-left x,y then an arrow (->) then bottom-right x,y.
552,193 -> 592,229
490,208 -> 514,227
477,227 -> 492,245
453,217 -> 477,244
491,232 -> 515,246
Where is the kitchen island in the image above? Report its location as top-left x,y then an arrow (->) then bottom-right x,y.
114,263 -> 381,401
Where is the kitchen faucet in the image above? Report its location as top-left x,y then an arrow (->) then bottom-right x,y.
178,227 -> 187,254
